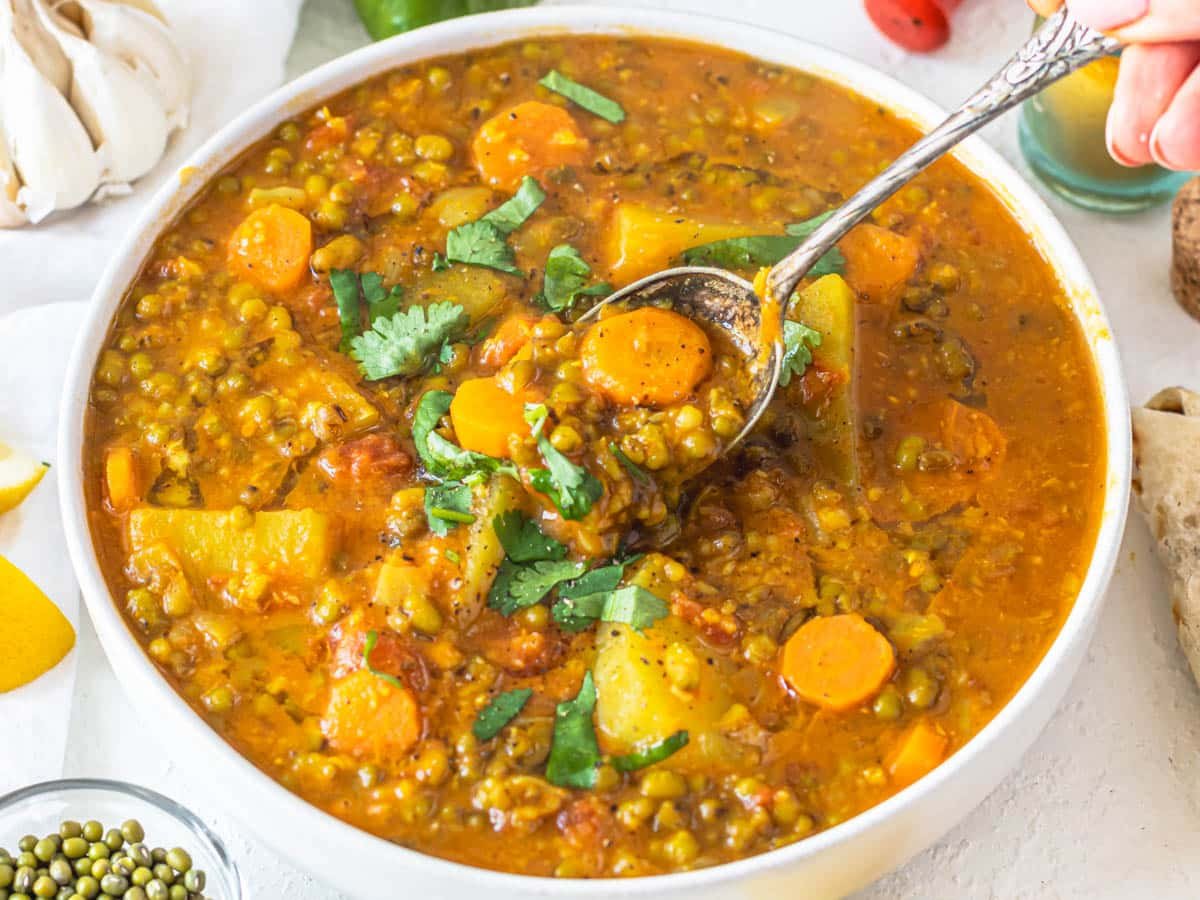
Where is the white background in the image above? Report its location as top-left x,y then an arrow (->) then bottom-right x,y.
58,1 -> 1200,898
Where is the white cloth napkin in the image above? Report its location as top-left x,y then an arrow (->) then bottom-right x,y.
0,0 -> 303,319
0,304 -> 85,794
0,0 -> 303,793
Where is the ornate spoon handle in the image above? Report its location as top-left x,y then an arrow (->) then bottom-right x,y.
765,8 -> 1121,302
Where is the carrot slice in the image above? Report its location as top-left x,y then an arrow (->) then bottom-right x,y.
839,223 -> 921,301
227,204 -> 313,293
104,447 -> 140,511
321,668 -> 422,761
780,613 -> 896,711
478,313 -> 540,368
940,399 -> 1007,471
885,720 -> 949,787
450,376 -> 529,458
472,101 -> 589,190
580,307 -> 713,407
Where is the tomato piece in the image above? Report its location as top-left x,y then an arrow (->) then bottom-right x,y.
864,0 -> 951,52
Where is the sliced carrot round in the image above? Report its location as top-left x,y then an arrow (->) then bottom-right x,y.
580,307 -> 713,407
321,669 -> 422,761
780,613 -> 896,712
227,204 -> 313,294
472,101 -> 589,190
450,376 -> 528,458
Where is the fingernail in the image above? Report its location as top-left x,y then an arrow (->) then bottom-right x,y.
1070,0 -> 1149,31
1148,122 -> 1184,171
1105,113 -> 1145,167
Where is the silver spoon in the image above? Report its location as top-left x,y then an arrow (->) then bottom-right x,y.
582,9 -> 1120,452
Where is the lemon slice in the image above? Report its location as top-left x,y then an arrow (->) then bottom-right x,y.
0,555 -> 75,692
0,440 -> 49,514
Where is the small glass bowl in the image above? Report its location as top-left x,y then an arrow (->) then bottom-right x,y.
0,778 -> 243,899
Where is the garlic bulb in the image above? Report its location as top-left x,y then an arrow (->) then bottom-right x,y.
0,0 -> 189,226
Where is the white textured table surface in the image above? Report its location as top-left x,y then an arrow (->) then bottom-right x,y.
61,1 -> 1200,898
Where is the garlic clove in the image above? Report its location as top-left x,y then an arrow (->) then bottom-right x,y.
6,0 -> 71,93
73,0 -> 189,129
0,4 -> 101,220
0,119 -> 28,226
32,0 -> 169,186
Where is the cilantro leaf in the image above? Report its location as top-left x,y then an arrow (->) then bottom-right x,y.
610,731 -> 689,772
412,390 -> 511,482
331,270 -> 406,353
551,585 -> 668,633
679,211 -> 845,276
538,244 -> 611,312
538,70 -> 626,124
557,555 -> 640,600
779,320 -> 823,387
525,404 -> 603,521
489,558 -> 587,616
360,271 -> 403,323
330,269 -> 362,352
472,687 -> 532,741
545,671 -> 600,789
349,301 -> 469,380
445,176 -> 545,275
481,176 -> 546,234
432,252 -> 451,272
424,481 -> 475,536
446,220 -> 520,275
363,630 -> 405,691
608,442 -> 649,485
493,510 -> 567,563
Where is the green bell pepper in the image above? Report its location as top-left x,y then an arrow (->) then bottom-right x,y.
354,0 -> 538,40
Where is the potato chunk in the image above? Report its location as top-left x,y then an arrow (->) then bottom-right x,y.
603,203 -> 760,284
594,617 -> 731,761
126,508 -> 335,582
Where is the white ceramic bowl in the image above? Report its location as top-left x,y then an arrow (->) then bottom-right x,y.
59,7 -> 1131,899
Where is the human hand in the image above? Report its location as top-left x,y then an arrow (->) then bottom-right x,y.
1029,0 -> 1200,170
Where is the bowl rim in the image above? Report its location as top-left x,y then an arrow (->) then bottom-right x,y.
57,5 -> 1132,894
0,777 -> 244,897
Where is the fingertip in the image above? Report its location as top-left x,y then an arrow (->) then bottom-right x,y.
1149,117 -> 1200,171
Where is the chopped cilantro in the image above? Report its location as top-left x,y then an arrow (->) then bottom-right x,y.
545,671 -> 601,788
488,558 -> 587,616
472,688 -> 532,741
557,554 -> 640,600
611,731 -> 689,772
349,301 -> 468,381
444,548 -> 461,564
432,251 -> 451,272
493,510 -> 567,563
538,70 -> 626,124
330,269 -> 362,352
538,244 -> 611,312
424,481 -> 474,536
359,271 -> 403,322
525,404 -> 603,521
362,630 -> 405,691
680,211 -> 845,276
330,270 -> 405,353
445,176 -> 545,275
412,390 -> 513,483
779,320 -> 823,387
551,585 -> 668,633
608,442 -> 649,485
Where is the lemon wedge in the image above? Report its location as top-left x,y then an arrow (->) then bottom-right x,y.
0,440 -> 49,514
0,555 -> 75,692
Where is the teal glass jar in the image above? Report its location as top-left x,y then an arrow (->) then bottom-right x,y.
1019,49 -> 1191,212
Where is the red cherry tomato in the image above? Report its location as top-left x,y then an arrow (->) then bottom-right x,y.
934,0 -> 962,11
864,0 -> 952,52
